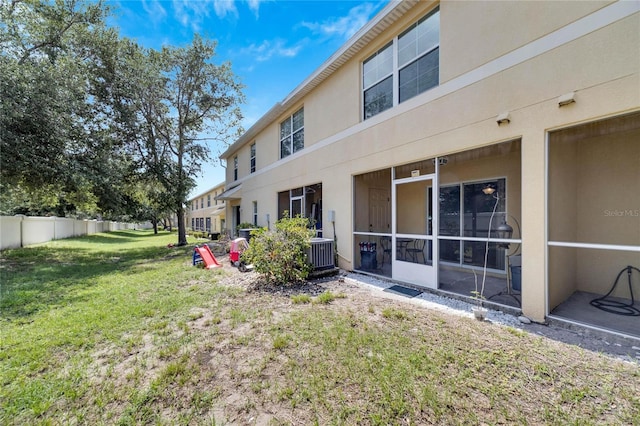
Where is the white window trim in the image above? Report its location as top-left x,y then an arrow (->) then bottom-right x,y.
280,107 -> 304,159
362,7 -> 440,121
250,142 -> 256,173
252,201 -> 258,226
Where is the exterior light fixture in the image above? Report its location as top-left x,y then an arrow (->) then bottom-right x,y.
496,112 -> 510,125
558,91 -> 576,107
482,185 -> 496,195
497,220 -> 514,248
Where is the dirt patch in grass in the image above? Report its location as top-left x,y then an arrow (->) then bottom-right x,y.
75,262 -> 640,425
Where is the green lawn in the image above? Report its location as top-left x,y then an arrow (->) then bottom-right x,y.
1,229 -> 639,425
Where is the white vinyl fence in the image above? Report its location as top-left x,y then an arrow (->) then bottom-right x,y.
0,216 -> 152,250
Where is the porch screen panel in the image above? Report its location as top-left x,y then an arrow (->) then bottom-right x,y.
396,180 -> 428,235
278,191 -> 289,219
549,121 -> 640,246
354,169 -> 392,233
463,179 -> 506,238
548,112 -> 640,316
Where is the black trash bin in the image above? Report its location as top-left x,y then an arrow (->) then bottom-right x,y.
238,228 -> 259,242
510,255 -> 522,292
359,242 -> 377,270
360,251 -> 377,270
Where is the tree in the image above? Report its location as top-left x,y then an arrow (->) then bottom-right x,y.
1,2 -> 244,228
113,36 -> 244,245
0,0 -> 136,218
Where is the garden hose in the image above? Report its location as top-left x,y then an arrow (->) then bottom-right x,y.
590,265 -> 640,316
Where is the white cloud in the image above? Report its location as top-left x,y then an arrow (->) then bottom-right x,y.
247,0 -> 263,18
242,39 -> 304,62
141,0 -> 168,24
171,0 -> 203,30
300,3 -> 376,40
170,0 -> 262,32
213,0 -> 238,19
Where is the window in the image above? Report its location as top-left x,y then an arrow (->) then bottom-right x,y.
280,108 -> 304,159
233,156 -> 238,181
250,143 -> 256,173
207,194 -> 211,207
398,10 -> 440,103
438,179 -> 507,270
363,8 -> 439,119
277,183 -> 323,236
252,201 -> 258,226
363,42 -> 393,119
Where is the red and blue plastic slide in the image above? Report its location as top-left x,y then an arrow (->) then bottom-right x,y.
193,244 -> 222,269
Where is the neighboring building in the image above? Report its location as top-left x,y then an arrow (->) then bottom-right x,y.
187,182 -> 226,238
218,1 -> 640,337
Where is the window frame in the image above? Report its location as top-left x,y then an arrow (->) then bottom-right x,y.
362,7 -> 439,120
252,201 -> 258,226
437,177 -> 508,272
233,156 -> 238,181
250,143 -> 256,173
280,107 -> 304,159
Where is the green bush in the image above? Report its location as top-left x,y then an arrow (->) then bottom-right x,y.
190,231 -> 207,239
236,222 -> 256,233
241,216 -> 315,285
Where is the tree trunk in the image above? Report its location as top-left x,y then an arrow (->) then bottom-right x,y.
176,206 -> 187,246
152,216 -> 158,234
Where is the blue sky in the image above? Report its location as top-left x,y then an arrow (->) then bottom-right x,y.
108,0 -> 388,197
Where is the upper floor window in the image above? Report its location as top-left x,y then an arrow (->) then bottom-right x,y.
207,194 -> 211,207
233,156 -> 238,180
363,7 -> 439,119
200,198 -> 204,209
250,143 -> 256,173
363,42 -> 393,120
280,107 -> 304,159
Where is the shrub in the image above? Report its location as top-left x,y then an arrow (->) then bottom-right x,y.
236,222 -> 256,233
241,216 -> 315,285
190,230 -> 209,239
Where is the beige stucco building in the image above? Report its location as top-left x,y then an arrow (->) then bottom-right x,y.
187,182 -> 226,237
219,0 -> 640,337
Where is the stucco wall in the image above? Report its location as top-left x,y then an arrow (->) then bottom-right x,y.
440,0 -> 612,82
221,2 -> 640,321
